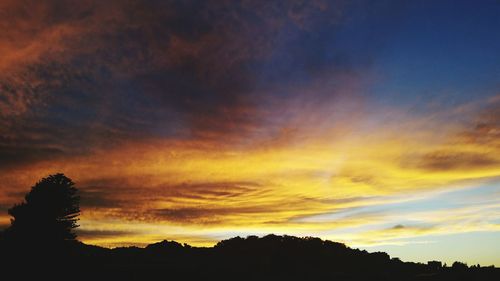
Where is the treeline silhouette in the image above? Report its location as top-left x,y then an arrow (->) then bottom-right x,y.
0,174 -> 498,280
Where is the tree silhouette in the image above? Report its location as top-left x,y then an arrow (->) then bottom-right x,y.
4,173 -> 80,244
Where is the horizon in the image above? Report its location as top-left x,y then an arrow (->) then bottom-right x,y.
0,0 -> 499,267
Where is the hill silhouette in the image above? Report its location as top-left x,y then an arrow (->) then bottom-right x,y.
1,234 -> 499,281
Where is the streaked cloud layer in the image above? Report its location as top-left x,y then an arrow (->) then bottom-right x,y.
0,0 -> 499,266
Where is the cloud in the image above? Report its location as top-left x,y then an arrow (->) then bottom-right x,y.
0,203 -> 9,214
73,177 -> 274,224
387,224 -> 434,233
412,96 -> 500,172
76,229 -> 136,239
0,144 -> 66,170
0,0 -> 356,169
418,151 -> 499,171
79,188 -> 124,209
152,206 -> 269,225
460,98 -> 500,146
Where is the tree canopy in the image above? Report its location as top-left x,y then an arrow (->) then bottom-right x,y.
5,173 -> 80,244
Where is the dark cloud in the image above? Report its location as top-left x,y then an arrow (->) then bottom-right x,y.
152,206 -> 269,224
0,0 -> 363,169
0,202 -> 9,213
414,97 -> 500,172
79,188 -> 125,209
386,224 -> 434,233
461,98 -> 500,146
76,229 -> 136,239
76,178 -> 263,222
0,144 -> 66,170
418,151 -> 499,171
153,181 -> 261,202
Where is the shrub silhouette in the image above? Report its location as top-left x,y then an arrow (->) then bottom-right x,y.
4,173 -> 80,245
452,261 -> 469,271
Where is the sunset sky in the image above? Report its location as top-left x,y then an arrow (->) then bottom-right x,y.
0,0 -> 499,266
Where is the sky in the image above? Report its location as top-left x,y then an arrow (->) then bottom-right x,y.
0,0 -> 499,266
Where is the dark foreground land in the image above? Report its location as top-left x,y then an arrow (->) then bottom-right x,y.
1,234 -> 498,280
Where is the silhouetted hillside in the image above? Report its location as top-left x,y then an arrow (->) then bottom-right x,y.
1,234 -> 498,280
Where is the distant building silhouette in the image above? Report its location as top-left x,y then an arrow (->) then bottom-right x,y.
428,260 -> 443,271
